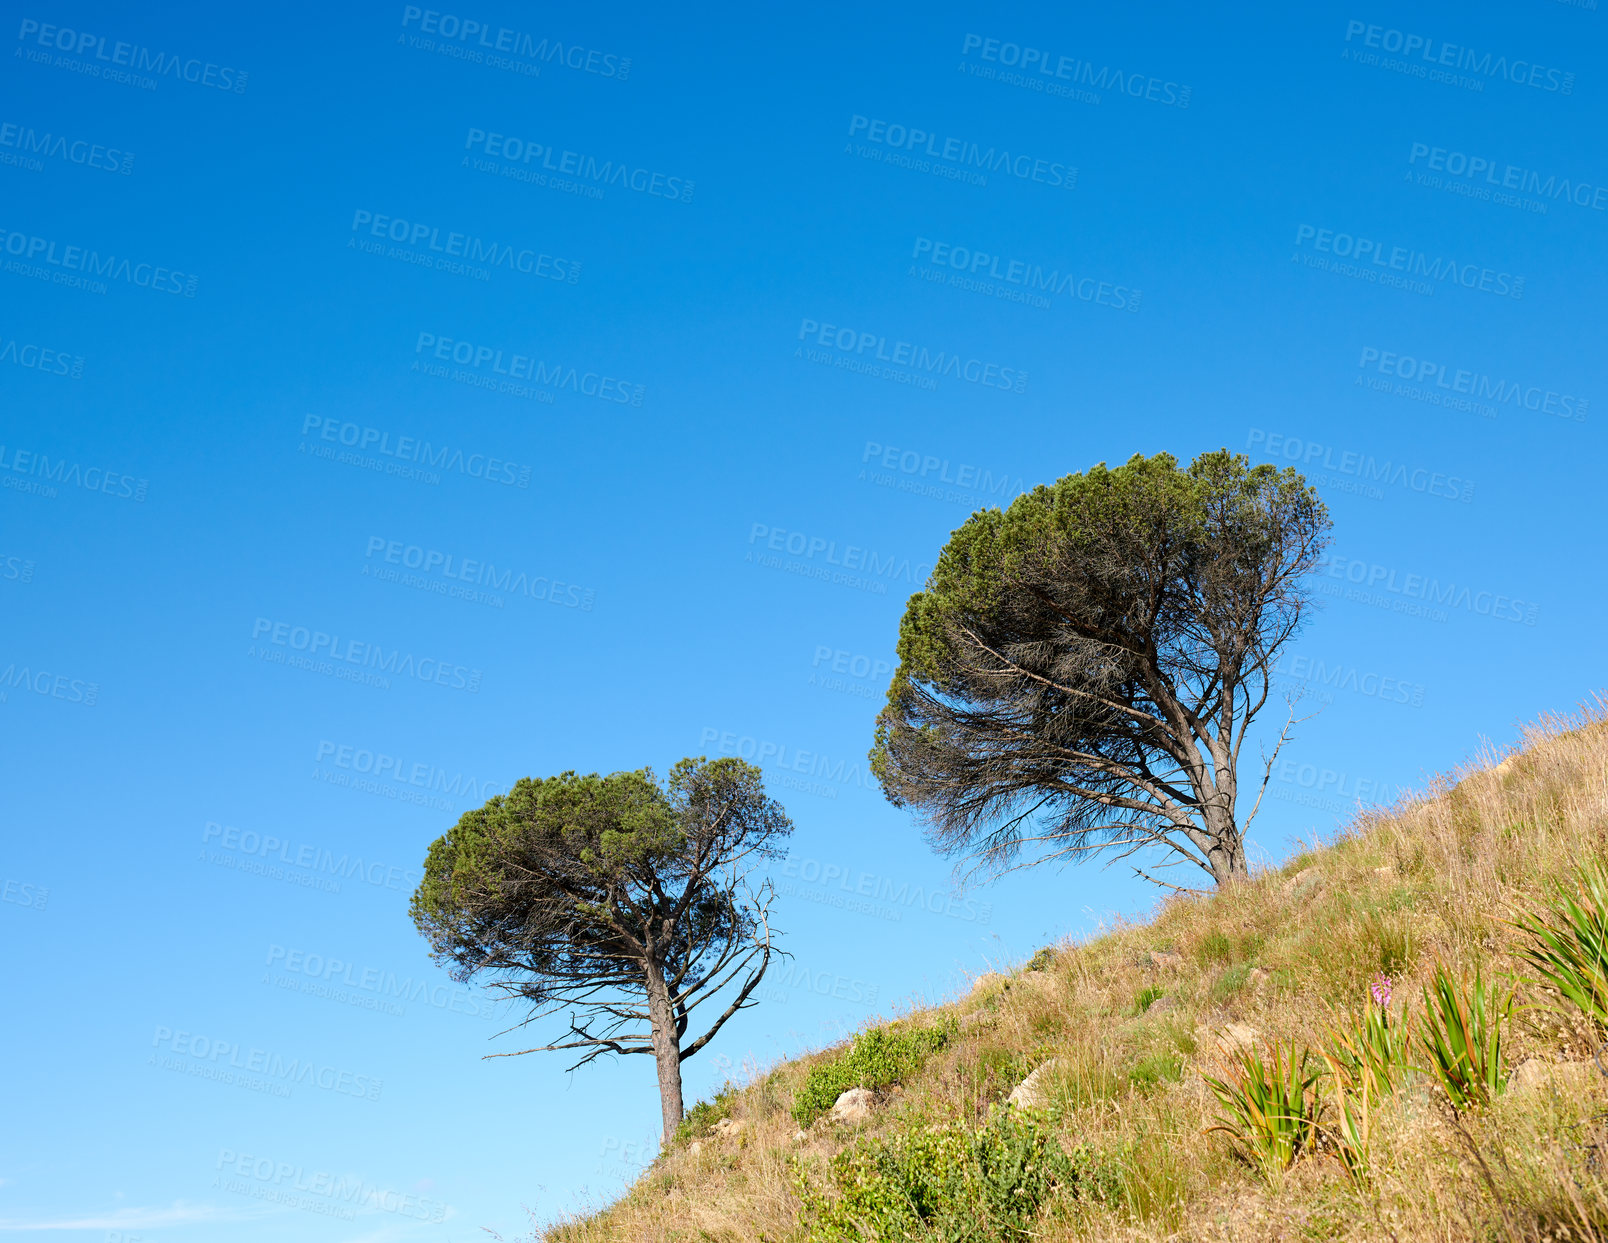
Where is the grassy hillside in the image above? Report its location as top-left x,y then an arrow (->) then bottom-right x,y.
546,704 -> 1608,1242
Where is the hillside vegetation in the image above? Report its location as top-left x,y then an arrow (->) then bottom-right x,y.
546,704 -> 1608,1242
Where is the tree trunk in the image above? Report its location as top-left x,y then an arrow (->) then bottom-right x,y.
1200,798 -> 1248,886
643,963 -> 685,1145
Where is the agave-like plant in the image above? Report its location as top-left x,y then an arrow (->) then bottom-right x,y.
1512,861 -> 1608,1041
1416,961 -> 1512,1110
1325,981 -> 1412,1101
1203,1041 -> 1322,1184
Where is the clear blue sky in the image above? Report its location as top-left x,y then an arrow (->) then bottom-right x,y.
2,1 -> 1603,1238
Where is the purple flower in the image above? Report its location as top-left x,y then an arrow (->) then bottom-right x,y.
1370,975 -> 1392,1008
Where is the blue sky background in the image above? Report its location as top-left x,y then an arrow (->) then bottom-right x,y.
2,1 -> 1604,1238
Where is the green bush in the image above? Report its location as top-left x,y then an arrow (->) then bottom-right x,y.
792,1019 -> 958,1128
1513,860 -> 1608,1039
1199,930 -> 1234,964
1417,961 -> 1511,1110
1025,946 -> 1057,972
1132,985 -> 1164,1015
1128,1051 -> 1183,1093
672,1086 -> 736,1147
804,1109 -> 1115,1241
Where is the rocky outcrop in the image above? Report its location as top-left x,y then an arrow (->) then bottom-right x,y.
829,1087 -> 876,1124
1007,1059 -> 1063,1109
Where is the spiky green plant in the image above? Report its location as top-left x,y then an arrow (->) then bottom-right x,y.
1512,860 -> 1608,1039
1324,990 -> 1411,1101
1416,962 -> 1512,1110
1203,1042 -> 1322,1183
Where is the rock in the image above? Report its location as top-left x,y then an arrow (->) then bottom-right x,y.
1146,994 -> 1179,1016
1149,950 -> 1185,970
687,1141 -> 704,1156
711,1118 -> 745,1139
959,1010 -> 995,1030
1247,967 -> 1272,989
792,1129 -> 808,1143
1373,865 -> 1394,879
1283,867 -> 1322,897
829,1087 -> 876,1124
971,972 -> 1004,994
1195,1022 -> 1261,1057
1008,1059 -> 1063,1109
1511,1057 -> 1601,1094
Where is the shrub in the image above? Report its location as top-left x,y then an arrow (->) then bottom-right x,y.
1512,860 -> 1608,1039
1025,946 -> 1057,972
1203,1042 -> 1322,1183
1132,985 -> 1164,1015
672,1087 -> 736,1147
1416,961 -> 1512,1110
792,1018 -> 958,1128
803,1108 -> 1113,1242
1200,930 -> 1234,964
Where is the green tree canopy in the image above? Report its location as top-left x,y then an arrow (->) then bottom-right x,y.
411,756 -> 793,1142
870,450 -> 1330,889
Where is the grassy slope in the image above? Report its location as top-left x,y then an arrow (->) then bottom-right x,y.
547,706 -> 1608,1242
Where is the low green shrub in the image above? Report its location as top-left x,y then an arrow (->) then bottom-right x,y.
1203,1041 -> 1322,1184
672,1086 -> 736,1147
1025,946 -> 1057,972
1417,961 -> 1511,1110
792,1018 -> 958,1128
1132,985 -> 1164,1015
803,1108 -> 1115,1242
1513,860 -> 1608,1039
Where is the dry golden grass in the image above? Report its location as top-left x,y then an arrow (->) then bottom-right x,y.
544,701 -> 1608,1242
